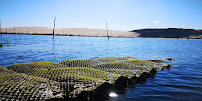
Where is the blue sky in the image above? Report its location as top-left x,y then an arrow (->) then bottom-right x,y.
0,0 -> 202,31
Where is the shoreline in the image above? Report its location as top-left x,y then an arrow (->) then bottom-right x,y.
1,32 -> 201,40
1,27 -> 201,40
136,37 -> 202,40
1,27 -> 138,38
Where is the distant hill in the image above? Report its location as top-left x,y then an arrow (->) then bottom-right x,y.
131,28 -> 202,39
1,27 -> 138,38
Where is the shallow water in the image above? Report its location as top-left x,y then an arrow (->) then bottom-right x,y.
0,34 -> 202,100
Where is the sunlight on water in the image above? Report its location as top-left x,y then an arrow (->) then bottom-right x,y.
109,92 -> 118,97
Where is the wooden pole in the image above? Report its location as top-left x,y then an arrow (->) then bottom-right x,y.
106,21 -> 109,39
53,17 -> 56,38
84,31 -> 85,36
13,25 -> 15,34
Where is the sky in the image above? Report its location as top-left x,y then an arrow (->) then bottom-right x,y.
0,0 -> 202,31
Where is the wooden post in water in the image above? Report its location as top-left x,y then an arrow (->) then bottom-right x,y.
106,21 -> 109,39
53,17 -> 56,39
83,30 -> 85,36
13,25 -> 15,34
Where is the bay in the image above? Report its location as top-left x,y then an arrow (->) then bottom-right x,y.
0,34 -> 201,100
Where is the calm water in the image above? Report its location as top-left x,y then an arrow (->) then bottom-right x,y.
0,34 -> 202,101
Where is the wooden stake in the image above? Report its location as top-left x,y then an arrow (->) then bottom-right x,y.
106,21 -> 109,39
13,25 -> 15,34
53,17 -> 56,38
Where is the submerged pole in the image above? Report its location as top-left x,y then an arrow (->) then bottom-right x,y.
106,21 -> 109,39
53,17 -> 56,39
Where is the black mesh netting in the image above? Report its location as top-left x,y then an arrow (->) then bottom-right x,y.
0,57 -> 170,100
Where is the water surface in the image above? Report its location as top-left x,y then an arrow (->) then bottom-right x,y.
0,34 -> 201,100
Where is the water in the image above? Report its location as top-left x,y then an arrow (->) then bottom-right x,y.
0,34 -> 202,100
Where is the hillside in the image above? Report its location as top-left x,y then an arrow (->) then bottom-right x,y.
131,28 -> 202,39
1,27 -> 138,38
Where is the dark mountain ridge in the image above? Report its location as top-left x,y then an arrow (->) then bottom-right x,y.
131,28 -> 202,39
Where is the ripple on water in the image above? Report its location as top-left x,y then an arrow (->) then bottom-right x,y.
0,35 -> 202,101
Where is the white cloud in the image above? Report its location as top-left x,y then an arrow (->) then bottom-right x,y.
153,21 -> 160,24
